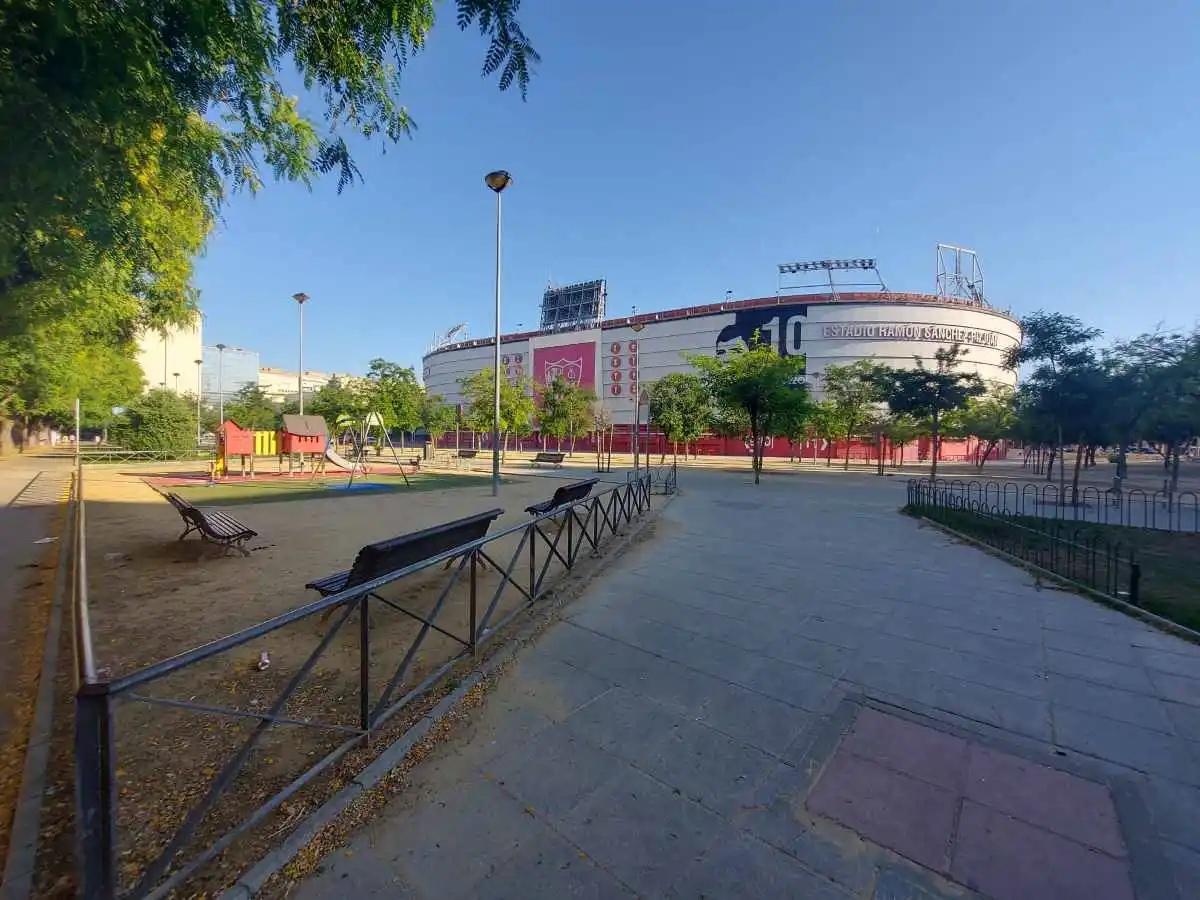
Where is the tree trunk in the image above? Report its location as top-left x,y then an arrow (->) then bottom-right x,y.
930,412 -> 941,480
1170,446 -> 1181,494
1045,446 -> 1057,482
826,439 -> 833,467
1070,434 -> 1085,506
977,439 -> 997,471
843,427 -> 853,470
752,428 -> 761,484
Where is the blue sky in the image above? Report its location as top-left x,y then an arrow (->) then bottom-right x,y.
194,0 -> 1200,375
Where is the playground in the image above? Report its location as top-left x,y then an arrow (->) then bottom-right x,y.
76,455 -> 645,894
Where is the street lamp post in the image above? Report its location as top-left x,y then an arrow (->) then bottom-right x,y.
484,170 -> 512,497
293,293 -> 309,415
215,343 -> 227,425
173,372 -> 180,393
194,358 -> 204,443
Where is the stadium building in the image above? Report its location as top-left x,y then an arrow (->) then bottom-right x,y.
422,249 -> 1022,461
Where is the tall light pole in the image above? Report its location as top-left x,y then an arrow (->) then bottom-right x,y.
484,170 -> 512,497
293,293 -> 309,414
194,358 -> 204,443
173,372 -> 180,393
215,343 -> 227,425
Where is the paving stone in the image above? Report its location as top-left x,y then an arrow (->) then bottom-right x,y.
927,678 -> 1053,742
939,652 -> 1049,700
695,680 -> 814,755
759,630 -> 855,678
487,724 -> 628,821
963,744 -> 1125,855
1047,672 -> 1176,733
369,776 -> 547,898
1149,669 -> 1200,709
1045,648 -> 1157,694
633,717 -> 778,818
1164,700 -> 1200,744
1053,706 -> 1199,784
1138,775 -> 1200,851
736,656 -> 838,711
504,652 -> 615,723
950,800 -> 1134,900
467,828 -> 638,900
1137,648 -> 1200,681
734,762 -> 878,893
806,750 -> 956,871
1163,840 -> 1200,897
839,708 -> 969,791
871,865 -> 969,900
557,767 -> 727,897
664,829 -> 855,900
562,686 -> 682,760
1043,628 -> 1139,664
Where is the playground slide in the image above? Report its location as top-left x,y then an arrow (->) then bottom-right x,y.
324,444 -> 363,472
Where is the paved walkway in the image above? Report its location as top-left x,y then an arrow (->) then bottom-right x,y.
297,469 -> 1200,899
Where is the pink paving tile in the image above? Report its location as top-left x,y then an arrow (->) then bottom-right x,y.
806,749 -> 956,871
951,801 -> 1135,900
964,744 -> 1126,857
840,707 -> 970,791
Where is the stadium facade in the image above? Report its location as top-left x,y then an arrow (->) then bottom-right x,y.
422,291 -> 1021,431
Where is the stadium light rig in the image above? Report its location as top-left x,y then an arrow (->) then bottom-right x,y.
777,259 -> 877,274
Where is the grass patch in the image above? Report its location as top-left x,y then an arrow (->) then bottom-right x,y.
905,504 -> 1200,632
168,473 -> 506,506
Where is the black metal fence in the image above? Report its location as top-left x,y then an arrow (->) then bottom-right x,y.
77,448 -> 215,465
919,477 -> 1200,534
639,460 -> 678,495
906,479 -> 1141,604
73,472 -> 655,899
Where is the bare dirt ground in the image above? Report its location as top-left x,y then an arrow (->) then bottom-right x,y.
74,465 -> 636,896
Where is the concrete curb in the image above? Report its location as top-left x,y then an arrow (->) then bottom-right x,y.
916,514 -> 1200,646
1,477 -> 71,900
219,493 -> 674,899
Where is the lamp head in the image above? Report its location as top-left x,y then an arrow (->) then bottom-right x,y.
293,292 -> 309,304
216,343 -> 227,351
484,170 -> 513,193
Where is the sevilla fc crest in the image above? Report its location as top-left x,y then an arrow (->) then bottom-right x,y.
543,357 -> 584,385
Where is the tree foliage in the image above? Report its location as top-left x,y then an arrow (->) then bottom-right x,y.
109,388 -> 197,452
537,376 -> 596,451
686,338 -> 810,484
955,388 -> 1017,470
223,384 -> 280,431
364,358 -> 422,432
459,368 -> 534,450
874,345 -> 985,479
421,394 -> 457,443
648,373 -> 710,457
821,360 -> 886,470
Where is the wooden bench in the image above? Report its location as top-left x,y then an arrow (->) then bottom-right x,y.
305,509 -> 505,613
531,451 -> 566,468
457,449 -> 479,459
525,478 -> 598,518
163,492 -> 258,557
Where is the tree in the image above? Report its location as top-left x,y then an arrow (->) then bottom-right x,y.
649,373 -> 710,461
109,389 -> 196,453
307,377 -> 366,426
957,388 -> 1017,470
686,339 -> 810,484
458,369 -> 534,455
365,358 -> 423,438
1,0 -> 537,451
821,361 -> 885,470
1006,311 -> 1101,488
808,400 -> 842,467
884,414 -> 923,469
421,394 -> 457,447
223,384 -> 280,431
538,376 -> 594,453
875,345 -> 985,479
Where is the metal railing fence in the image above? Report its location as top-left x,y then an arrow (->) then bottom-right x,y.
73,473 -> 655,899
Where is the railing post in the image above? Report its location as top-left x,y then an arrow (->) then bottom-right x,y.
1129,561 -> 1141,607
76,685 -> 117,900
528,523 -> 536,600
469,551 -> 478,653
566,509 -> 574,567
359,596 -> 371,733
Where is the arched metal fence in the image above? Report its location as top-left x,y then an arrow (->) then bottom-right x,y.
914,477 -> 1199,533
905,479 -> 1141,605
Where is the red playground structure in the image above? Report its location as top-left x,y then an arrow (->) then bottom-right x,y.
279,414 -> 328,474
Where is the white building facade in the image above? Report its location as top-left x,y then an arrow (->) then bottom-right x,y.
422,292 -> 1021,426
135,319 -> 204,395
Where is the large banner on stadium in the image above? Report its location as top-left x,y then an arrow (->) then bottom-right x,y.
531,340 -> 597,393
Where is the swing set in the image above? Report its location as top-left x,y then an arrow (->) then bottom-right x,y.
324,411 -> 411,488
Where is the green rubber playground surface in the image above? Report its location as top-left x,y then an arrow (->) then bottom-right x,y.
166,472 -> 511,506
